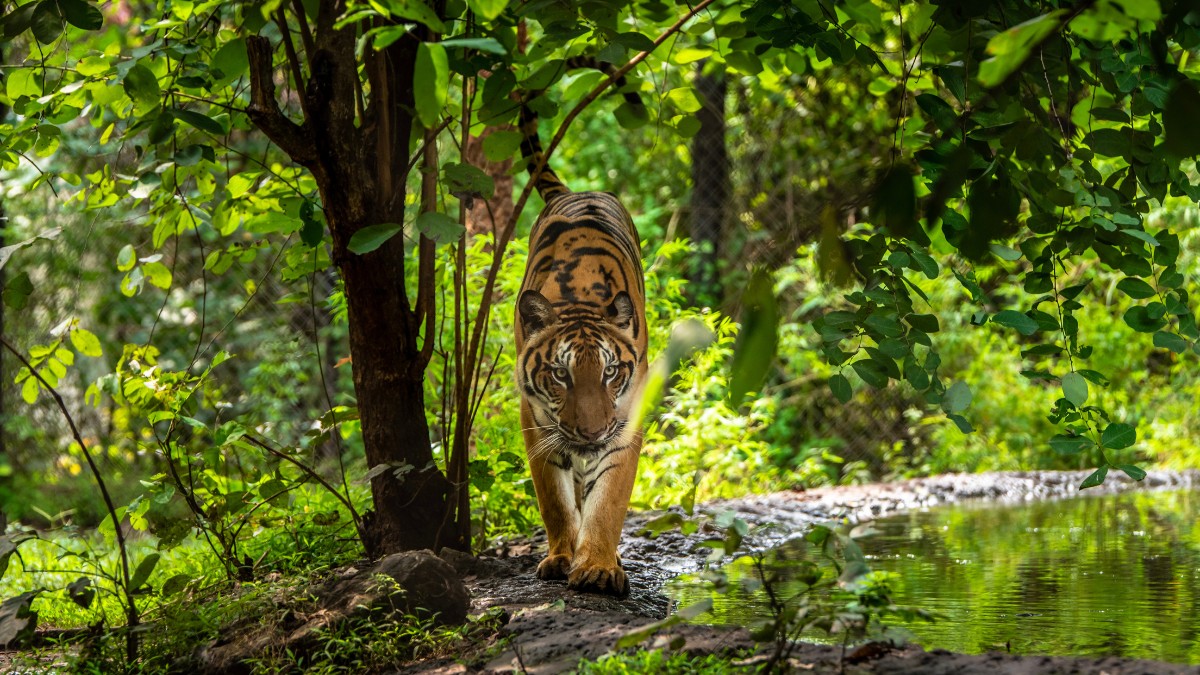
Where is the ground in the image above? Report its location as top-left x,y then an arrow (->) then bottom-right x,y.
416,470 -> 1200,674
5,471 -> 1200,673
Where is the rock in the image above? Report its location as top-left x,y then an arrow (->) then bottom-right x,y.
322,550 -> 470,626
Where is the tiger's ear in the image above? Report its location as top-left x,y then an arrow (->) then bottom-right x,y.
606,291 -> 635,331
519,290 -> 559,337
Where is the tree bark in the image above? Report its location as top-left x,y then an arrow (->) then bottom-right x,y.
244,2 -> 452,556
689,63 -> 728,307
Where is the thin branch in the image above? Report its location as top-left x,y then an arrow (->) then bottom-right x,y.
276,6 -> 309,117
0,336 -> 139,661
291,0 -> 317,56
242,433 -> 367,547
417,125 -> 439,366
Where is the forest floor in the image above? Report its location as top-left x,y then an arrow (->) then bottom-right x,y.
7,471 -> 1200,673
409,469 -> 1200,674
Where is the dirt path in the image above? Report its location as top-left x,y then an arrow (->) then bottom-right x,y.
419,469 -> 1200,674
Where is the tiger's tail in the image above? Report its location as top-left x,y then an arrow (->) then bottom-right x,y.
519,57 -> 645,203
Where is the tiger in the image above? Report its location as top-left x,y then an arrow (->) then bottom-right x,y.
514,59 -> 648,597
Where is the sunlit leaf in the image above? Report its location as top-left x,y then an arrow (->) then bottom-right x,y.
1061,372 -> 1088,406
728,268 -> 779,405
414,43 -> 448,128
978,10 -> 1066,87
1100,423 -> 1136,450
347,223 -> 403,254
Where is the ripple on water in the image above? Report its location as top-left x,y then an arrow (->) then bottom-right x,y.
669,489 -> 1200,664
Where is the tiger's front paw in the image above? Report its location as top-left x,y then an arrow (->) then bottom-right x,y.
536,554 -> 572,580
568,562 -> 629,597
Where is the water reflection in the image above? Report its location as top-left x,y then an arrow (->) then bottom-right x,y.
669,489 -> 1200,664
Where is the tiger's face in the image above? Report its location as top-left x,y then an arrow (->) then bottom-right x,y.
517,289 -> 642,454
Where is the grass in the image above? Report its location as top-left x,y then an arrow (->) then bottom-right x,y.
575,650 -> 752,674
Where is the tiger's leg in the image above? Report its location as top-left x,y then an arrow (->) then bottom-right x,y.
522,403 -> 580,580
568,437 -> 640,597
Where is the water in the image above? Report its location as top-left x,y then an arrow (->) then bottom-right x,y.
669,489 -> 1200,663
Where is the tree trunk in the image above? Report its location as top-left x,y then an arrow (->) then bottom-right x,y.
244,2 -> 454,556
689,63 -> 728,307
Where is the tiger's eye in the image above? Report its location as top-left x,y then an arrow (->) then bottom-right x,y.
553,367 -> 569,380
604,364 -> 618,377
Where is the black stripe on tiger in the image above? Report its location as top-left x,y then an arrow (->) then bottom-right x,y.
519,57 -> 646,204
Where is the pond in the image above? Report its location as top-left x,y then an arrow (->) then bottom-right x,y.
669,489 -> 1200,664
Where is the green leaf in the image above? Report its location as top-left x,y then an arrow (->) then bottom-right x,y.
947,413 -> 974,433
1153,331 -> 1188,353
384,0 -> 446,31
1121,228 -> 1159,247
2,271 -> 34,310
1,3 -> 39,39
1123,305 -> 1166,332
906,313 -> 939,333
614,31 -> 656,52
1061,371 -> 1088,406
212,37 -> 249,82
482,130 -> 522,161
5,68 -> 40,100
1050,433 -> 1092,455
1164,79 -> 1200,157
299,200 -> 323,248
829,374 -> 852,403
614,100 -> 649,129
992,310 -> 1039,335
21,376 -> 38,404
851,359 -> 888,389
30,0 -> 63,43
414,42 -> 448,128
123,63 -> 161,114
57,0 -> 102,30
522,59 -> 567,92
1100,422 -> 1136,449
442,162 -> 494,200
143,261 -> 172,289
130,553 -> 160,591
1116,464 -> 1146,481
440,37 -> 506,54
174,108 -> 226,136
1116,277 -> 1156,299
915,93 -> 957,133
728,268 -> 779,405
465,0 -> 506,20
415,212 -> 465,245
347,223 -> 403,254
942,381 -> 972,413
1079,466 -> 1108,490
160,573 -> 191,597
978,10 -> 1067,88
66,577 -> 94,608
70,328 -> 103,357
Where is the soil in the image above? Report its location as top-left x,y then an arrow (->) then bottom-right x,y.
415,469 -> 1200,674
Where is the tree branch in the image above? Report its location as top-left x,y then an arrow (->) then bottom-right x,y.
275,7 -> 309,117
245,35 -> 317,164
417,126 -> 438,366
291,0 -> 317,56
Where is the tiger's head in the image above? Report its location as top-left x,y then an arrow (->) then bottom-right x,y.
516,289 -> 643,454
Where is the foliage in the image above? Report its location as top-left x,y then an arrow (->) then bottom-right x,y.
575,649 -> 750,674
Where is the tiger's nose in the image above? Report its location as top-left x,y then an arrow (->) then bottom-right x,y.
577,426 -> 606,443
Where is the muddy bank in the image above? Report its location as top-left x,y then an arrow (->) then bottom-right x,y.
426,469 -> 1200,674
